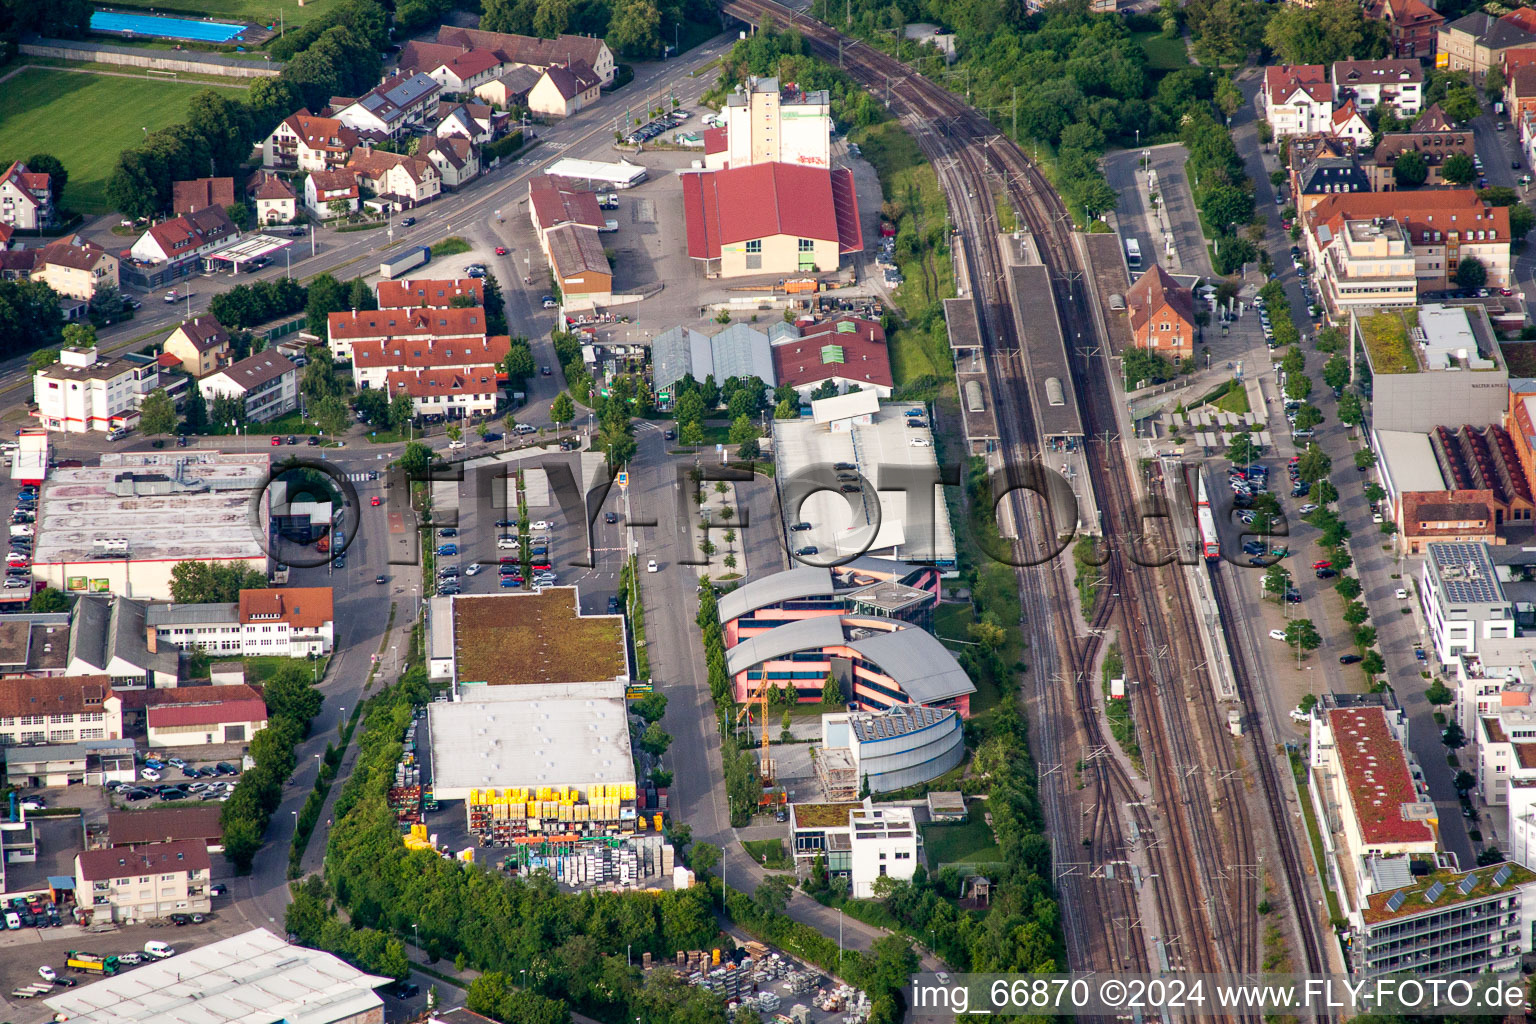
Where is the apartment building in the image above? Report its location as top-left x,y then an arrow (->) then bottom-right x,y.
1332,59 -> 1425,115
376,277 -> 484,310
1316,217 -> 1418,313
848,805 -> 920,898
1439,12 -> 1536,83
74,839 -> 211,924
1264,65 -> 1334,136
385,366 -> 501,419
303,169 -> 360,218
345,149 -> 440,210
33,347 -> 157,434
350,333 -> 510,391
197,351 -> 298,424
327,306 -> 487,361
1420,542 -> 1516,664
262,114 -> 360,173
333,72 -> 443,139
0,675 -> 123,746
0,160 -> 55,231
128,206 -> 239,267
1368,130 -> 1477,191
1364,0 -> 1444,59
162,316 -> 232,378
435,26 -> 616,86
30,238 -> 119,302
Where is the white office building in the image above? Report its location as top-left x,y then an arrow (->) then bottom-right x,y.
848,805 -> 920,898
1420,542 -> 1515,665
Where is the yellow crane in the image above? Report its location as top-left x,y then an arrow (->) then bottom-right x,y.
734,680 -> 775,782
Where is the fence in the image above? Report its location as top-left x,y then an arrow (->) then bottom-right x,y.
20,37 -> 282,78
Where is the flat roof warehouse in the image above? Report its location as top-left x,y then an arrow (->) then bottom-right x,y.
452,589 -> 627,690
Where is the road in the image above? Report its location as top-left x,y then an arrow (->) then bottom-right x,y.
1103,141 -> 1215,278
1233,69 -> 1476,865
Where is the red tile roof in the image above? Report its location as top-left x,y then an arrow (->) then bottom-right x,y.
249,172 -> 296,202
143,206 -> 237,261
437,26 -> 609,75
1126,265 -> 1196,335
281,113 -> 360,155
108,806 -> 223,847
1327,706 -> 1435,846
77,839 -> 209,881
172,177 -> 236,215
328,307 -> 485,342
147,698 -> 268,729
1505,6 -> 1536,32
353,334 -> 511,370
0,223 -> 12,247
118,684 -> 263,710
238,586 -> 333,629
682,163 -> 862,259
1265,64 -> 1333,104
438,47 -> 503,81
529,176 -> 604,231
36,239 -> 112,272
772,317 -> 892,390
307,169 -> 358,196
541,60 -> 600,100
398,40 -> 470,75
1331,98 -> 1368,129
1,161 -> 48,209
386,366 -> 502,398
376,277 -> 485,309
0,675 -> 114,718
704,125 -> 728,156
172,315 -> 229,354
1307,189 -> 1509,246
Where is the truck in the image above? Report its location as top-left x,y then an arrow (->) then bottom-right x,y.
66,951 -> 119,975
380,245 -> 431,280
269,563 -> 290,586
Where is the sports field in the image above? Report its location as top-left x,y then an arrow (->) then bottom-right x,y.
0,67 -> 239,213
92,0 -> 342,31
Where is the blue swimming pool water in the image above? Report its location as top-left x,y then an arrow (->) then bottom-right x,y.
90,10 -> 246,42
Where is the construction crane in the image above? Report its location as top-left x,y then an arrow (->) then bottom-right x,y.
733,680 -> 775,782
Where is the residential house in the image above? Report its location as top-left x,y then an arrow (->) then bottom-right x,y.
1438,12 -> 1536,83
416,135 -> 479,189
1329,100 -> 1374,146
1368,130 -> 1477,190
436,26 -> 616,86
0,160 -> 54,231
65,595 -> 178,689
1331,59 -> 1425,116
1125,265 -> 1196,359
545,223 -> 612,306
75,839 -> 211,923
385,366 -> 502,419
1365,0 -> 1444,59
0,675 -> 123,746
261,113 -> 360,172
1290,138 -> 1371,214
346,149 -> 440,209
146,697 -> 268,747
1508,65 -> 1536,121
424,47 -> 505,93
351,334 -> 510,391
376,277 -> 484,309
771,317 -> 892,399
527,61 -> 602,118
31,237 -> 119,301
171,177 -> 235,216
848,805 -> 920,898
303,169 -> 359,218
681,162 -> 863,278
245,172 -> 296,225
474,67 -> 541,110
1414,103 -> 1461,131
434,101 -> 502,144
128,206 -> 238,267
162,316 -> 231,377
398,40 -> 475,76
108,807 -> 224,853
1304,190 -> 1512,303
33,347 -> 158,434
326,306 -> 486,361
333,72 -> 442,139
1264,65 -> 1334,136
197,351 -> 298,423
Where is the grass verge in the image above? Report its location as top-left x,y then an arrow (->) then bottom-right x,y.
1100,643 -> 1142,770
920,816 -> 1003,869
740,838 -> 793,870
430,236 -> 471,257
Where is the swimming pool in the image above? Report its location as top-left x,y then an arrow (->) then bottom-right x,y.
90,10 -> 247,42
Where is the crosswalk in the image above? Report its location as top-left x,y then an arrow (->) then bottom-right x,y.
343,472 -> 376,482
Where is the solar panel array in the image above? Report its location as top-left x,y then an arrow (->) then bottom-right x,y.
1494,864 -> 1513,887
1386,890 -> 1407,912
1458,873 -> 1479,896
1423,881 -> 1445,904
1430,543 -> 1503,603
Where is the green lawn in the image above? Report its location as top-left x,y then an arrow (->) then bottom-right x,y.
245,654 -> 327,684
98,0 -> 344,30
921,816 -> 1003,869
1135,30 -> 1190,72
740,838 -> 792,870
0,68 -> 242,212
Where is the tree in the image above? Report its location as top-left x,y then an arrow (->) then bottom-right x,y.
549,391 -> 575,426
1264,0 -> 1386,64
1455,255 -> 1487,290
305,274 -> 347,334
1361,651 -> 1386,676
445,423 -> 463,443
1443,721 -> 1465,749
28,348 -> 60,372
389,392 -> 415,433
500,342 -> 536,385
400,440 -> 433,480
29,587 -> 68,613
1293,405 -> 1323,432
262,663 -> 324,728
1342,601 -> 1370,627
1338,391 -> 1364,427
301,356 -> 343,403
753,875 -> 793,915
608,0 -> 662,57
820,674 -> 842,708
533,0 -> 570,37
634,691 -> 669,723
1262,564 -> 1290,598
1227,432 -> 1262,465
680,420 -> 705,446
1321,354 -> 1350,392
1393,150 -> 1428,189
62,323 -> 96,349
1426,679 -> 1454,705
88,283 -> 127,327
1511,203 -> 1536,240
314,395 -> 351,437
727,414 -> 758,448
1284,372 -> 1313,401
1354,447 -> 1378,470
1204,185 -> 1253,236
1486,66 -> 1507,99
1455,769 -> 1477,794
225,202 -> 253,231
1284,618 -> 1322,653
354,388 -> 388,425
1297,443 -> 1332,484
137,388 -> 178,437
1312,479 -> 1339,505
169,561 -> 267,604
774,397 -> 797,419
1441,152 -> 1476,186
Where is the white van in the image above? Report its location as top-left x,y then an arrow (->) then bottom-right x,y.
10,524 -> 32,537
4,912 -> 19,930
143,941 -> 175,959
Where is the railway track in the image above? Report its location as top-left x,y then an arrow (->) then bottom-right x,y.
717,0 -> 1326,993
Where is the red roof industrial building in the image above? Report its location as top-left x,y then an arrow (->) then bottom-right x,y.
681,162 -> 862,265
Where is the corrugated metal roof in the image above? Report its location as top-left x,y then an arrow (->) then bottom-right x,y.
718,566 -> 835,623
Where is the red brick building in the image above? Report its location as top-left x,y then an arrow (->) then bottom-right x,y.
1126,265 -> 1196,359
